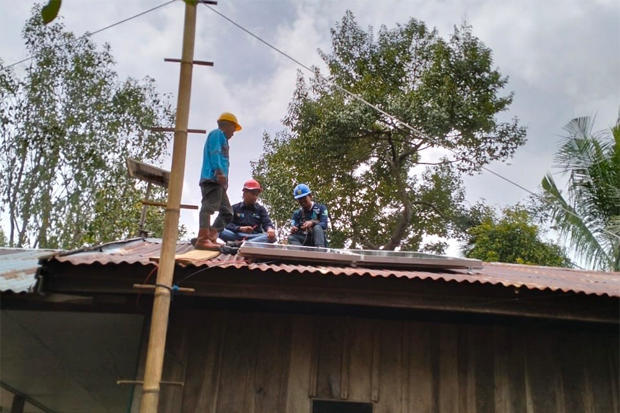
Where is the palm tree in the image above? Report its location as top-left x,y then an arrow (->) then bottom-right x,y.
541,116 -> 620,271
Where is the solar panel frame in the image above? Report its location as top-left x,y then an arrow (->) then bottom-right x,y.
240,242 -> 359,264
239,242 -> 483,270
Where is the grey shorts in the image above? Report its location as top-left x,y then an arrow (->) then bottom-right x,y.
199,181 -> 233,230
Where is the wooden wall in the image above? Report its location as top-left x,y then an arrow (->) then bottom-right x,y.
131,310 -> 619,413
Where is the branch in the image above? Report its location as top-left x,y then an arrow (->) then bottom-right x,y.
415,160 -> 459,166
383,172 -> 413,250
397,147 -> 419,164
411,201 -> 451,222
363,239 -> 379,250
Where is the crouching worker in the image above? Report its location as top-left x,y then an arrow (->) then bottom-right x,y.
288,184 -> 328,248
219,179 -> 277,244
195,112 -> 241,250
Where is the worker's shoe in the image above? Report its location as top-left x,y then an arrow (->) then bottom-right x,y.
195,228 -> 220,251
208,228 -> 219,243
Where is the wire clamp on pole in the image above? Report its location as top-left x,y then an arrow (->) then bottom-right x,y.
155,283 -> 179,300
133,283 -> 195,294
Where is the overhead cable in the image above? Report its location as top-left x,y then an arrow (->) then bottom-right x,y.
0,0 -> 176,72
202,4 -> 620,244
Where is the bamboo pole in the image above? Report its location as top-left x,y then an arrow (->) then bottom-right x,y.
139,2 -> 197,412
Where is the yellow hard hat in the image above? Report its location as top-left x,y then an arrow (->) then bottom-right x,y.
217,112 -> 242,131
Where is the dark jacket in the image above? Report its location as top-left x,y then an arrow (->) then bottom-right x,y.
291,202 -> 329,234
226,202 -> 274,234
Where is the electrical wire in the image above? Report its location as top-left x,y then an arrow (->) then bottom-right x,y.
175,261 -> 232,285
1,0 -> 177,72
202,3 -> 620,244
135,264 -> 159,308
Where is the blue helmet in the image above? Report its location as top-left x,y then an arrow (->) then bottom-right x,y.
293,183 -> 312,199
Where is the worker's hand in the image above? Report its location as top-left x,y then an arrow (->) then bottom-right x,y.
290,226 -> 298,234
216,172 -> 227,187
239,226 -> 253,233
267,228 -> 276,242
301,221 -> 314,230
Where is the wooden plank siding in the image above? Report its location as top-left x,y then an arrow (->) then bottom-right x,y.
138,309 -> 619,413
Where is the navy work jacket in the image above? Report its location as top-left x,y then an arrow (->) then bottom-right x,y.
226,202 -> 274,234
291,202 -> 329,234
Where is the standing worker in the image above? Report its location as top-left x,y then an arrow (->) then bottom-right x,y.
219,179 -> 277,244
288,184 -> 329,248
195,112 -> 241,250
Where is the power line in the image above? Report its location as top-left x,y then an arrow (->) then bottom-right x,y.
203,4 -> 316,73
0,0 -> 176,72
202,4 -> 620,245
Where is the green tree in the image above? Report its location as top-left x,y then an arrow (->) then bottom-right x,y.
463,204 -> 571,267
0,6 -> 180,249
0,227 -> 7,247
253,12 -> 526,251
541,116 -> 620,271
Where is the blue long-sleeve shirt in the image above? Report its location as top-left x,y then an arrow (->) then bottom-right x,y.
200,128 -> 229,183
226,202 -> 274,234
291,202 -> 328,234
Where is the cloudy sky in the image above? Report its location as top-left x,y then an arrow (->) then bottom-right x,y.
1,0 -> 618,254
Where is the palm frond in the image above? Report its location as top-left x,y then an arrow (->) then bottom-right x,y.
541,173 -> 613,270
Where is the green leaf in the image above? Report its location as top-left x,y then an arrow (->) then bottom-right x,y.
41,0 -> 62,25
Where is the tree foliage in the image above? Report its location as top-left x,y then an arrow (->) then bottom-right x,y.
253,12 -> 526,251
0,6 -> 180,249
541,116 -> 620,271
463,204 -> 571,267
0,228 -> 7,247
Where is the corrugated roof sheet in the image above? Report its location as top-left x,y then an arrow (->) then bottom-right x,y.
49,239 -> 620,298
0,248 -> 57,293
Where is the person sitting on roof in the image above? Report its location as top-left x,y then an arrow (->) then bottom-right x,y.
288,184 -> 329,248
218,179 -> 277,244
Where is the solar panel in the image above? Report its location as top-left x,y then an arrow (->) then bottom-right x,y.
126,158 -> 170,188
240,242 -> 358,265
239,242 -> 483,270
350,249 -> 483,269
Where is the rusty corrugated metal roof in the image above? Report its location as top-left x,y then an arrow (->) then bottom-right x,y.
48,239 -> 620,298
0,248 -> 58,293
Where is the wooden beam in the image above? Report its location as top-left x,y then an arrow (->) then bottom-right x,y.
40,264 -> 620,325
371,320 -> 380,402
10,395 -> 25,413
117,380 -> 184,387
134,284 -> 195,294
1,382 -> 56,413
164,58 -> 213,66
149,127 -> 206,134
141,199 -> 198,210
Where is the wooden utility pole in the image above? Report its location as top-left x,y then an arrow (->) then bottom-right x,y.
139,2 -> 197,411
